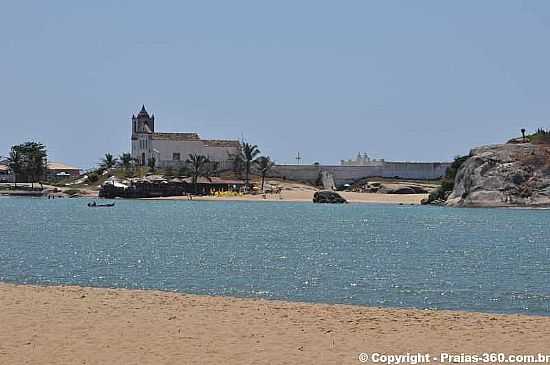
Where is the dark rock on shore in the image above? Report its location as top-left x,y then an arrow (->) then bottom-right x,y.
313,191 -> 347,204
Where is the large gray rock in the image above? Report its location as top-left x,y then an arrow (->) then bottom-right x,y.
447,143 -> 550,207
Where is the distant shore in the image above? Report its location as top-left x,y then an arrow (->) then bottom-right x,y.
1,282 -> 549,364
1,179 -> 432,205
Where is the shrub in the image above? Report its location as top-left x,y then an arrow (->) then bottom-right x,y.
63,189 -> 81,196
164,167 -> 174,176
87,172 -> 99,183
528,128 -> 550,145
177,166 -> 189,176
423,155 -> 469,204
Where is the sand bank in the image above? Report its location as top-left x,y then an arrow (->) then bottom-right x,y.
147,190 -> 429,205
1,283 -> 549,364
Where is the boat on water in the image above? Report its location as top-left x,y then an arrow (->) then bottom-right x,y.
87,201 -> 115,207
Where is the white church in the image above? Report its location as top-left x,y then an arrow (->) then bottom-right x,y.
131,106 -> 241,168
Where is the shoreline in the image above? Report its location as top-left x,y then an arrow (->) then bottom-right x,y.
2,282 -> 550,364
1,280 -> 547,318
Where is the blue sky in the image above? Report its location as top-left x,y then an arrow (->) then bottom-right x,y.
1,1 -> 550,168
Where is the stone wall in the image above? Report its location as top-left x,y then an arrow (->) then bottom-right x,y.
268,162 -> 451,185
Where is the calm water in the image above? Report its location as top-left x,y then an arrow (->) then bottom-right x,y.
1,197 -> 550,315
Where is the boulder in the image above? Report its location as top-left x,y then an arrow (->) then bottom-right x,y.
313,191 -> 348,204
446,143 -> 550,207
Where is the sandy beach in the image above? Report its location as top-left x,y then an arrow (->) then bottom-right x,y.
146,188 -> 429,205
1,283 -> 549,364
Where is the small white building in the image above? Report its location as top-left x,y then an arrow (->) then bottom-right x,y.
131,106 -> 241,169
341,153 -> 384,166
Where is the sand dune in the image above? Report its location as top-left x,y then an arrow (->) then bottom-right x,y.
1,283 -> 549,364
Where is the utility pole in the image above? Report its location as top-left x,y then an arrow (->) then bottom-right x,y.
296,152 -> 302,165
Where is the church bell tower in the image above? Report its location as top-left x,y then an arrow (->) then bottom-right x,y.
131,105 -> 155,166
132,105 -> 155,135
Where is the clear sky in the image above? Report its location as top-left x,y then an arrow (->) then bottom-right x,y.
1,1 -> 550,168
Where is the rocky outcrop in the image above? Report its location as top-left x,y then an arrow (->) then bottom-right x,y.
350,179 -> 430,194
313,191 -> 347,204
446,143 -> 550,207
380,186 -> 429,194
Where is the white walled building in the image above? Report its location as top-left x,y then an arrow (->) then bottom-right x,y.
341,153 -> 384,166
131,106 -> 240,168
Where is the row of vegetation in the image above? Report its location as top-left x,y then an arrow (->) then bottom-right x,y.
2,138 -> 275,193
521,128 -> 550,144
91,141 -> 274,192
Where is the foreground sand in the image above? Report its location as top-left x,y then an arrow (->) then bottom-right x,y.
148,190 -> 429,205
1,283 -> 549,364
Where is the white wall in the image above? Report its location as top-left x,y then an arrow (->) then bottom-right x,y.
152,140 -> 237,161
153,140 -> 204,162
269,162 -> 451,185
151,140 -> 239,168
203,145 -> 238,161
131,135 -> 154,164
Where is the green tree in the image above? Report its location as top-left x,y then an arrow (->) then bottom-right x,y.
254,156 -> 274,191
7,149 -> 23,188
99,153 -> 118,170
8,142 -> 48,189
186,153 -> 210,194
118,153 -> 132,168
117,153 -> 134,177
28,142 -> 48,189
242,142 -> 260,188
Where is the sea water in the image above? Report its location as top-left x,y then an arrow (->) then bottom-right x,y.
1,197 -> 550,315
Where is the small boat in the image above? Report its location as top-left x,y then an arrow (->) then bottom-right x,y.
87,202 -> 115,207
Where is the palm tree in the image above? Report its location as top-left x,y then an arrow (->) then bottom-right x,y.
7,149 -> 23,188
186,153 -> 210,194
118,153 -> 133,169
229,151 -> 245,178
254,156 -> 274,191
100,153 -> 118,170
118,153 -> 134,177
242,142 -> 260,188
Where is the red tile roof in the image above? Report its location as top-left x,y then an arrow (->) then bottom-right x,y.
152,132 -> 201,141
203,139 -> 241,148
